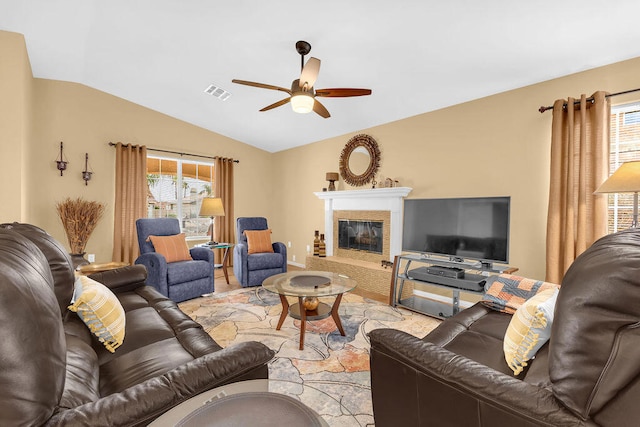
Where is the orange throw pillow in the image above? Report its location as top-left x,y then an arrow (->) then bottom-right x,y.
148,233 -> 192,263
245,229 -> 274,254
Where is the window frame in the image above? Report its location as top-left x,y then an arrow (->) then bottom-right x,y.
146,155 -> 215,240
607,102 -> 640,232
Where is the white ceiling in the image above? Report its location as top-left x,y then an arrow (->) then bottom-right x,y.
3,1 -> 640,153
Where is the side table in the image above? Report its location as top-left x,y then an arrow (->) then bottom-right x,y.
76,261 -> 129,276
148,379 -> 359,426
196,242 -> 234,284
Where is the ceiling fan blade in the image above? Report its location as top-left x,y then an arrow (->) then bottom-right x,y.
313,99 -> 331,118
259,97 -> 291,112
299,57 -> 321,89
315,88 -> 372,97
232,79 -> 292,95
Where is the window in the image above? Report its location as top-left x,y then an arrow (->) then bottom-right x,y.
146,156 -> 214,239
606,102 -> 640,232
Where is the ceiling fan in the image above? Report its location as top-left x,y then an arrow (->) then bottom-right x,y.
232,40 -> 372,118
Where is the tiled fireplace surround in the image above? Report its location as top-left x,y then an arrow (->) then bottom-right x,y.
307,187 -> 412,298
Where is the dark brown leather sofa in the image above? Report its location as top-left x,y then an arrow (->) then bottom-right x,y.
369,228 -> 640,427
0,223 -> 275,426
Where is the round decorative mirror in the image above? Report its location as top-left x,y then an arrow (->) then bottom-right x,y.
339,134 -> 381,187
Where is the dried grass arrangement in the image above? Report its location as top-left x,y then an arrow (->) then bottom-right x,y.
56,197 -> 105,254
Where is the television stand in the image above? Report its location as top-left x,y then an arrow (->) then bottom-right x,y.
390,254 -> 517,319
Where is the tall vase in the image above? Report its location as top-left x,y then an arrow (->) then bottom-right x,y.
313,230 -> 320,256
70,252 -> 89,270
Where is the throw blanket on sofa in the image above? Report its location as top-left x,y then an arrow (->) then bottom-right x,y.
482,274 -> 559,314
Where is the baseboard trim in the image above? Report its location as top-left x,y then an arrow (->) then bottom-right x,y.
288,260 -> 305,269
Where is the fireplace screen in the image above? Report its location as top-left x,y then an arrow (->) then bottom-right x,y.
338,219 -> 383,254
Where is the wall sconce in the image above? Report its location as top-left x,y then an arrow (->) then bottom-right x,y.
56,141 -> 68,176
82,153 -> 93,185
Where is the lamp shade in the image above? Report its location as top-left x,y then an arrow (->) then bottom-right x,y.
595,161 -> 640,193
291,93 -> 314,114
199,197 -> 225,217
326,172 -> 339,181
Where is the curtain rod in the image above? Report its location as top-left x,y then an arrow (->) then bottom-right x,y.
538,88 -> 640,113
108,142 -> 240,163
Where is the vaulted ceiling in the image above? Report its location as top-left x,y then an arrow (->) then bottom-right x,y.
3,1 -> 640,152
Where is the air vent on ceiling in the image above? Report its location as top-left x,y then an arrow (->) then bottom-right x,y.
204,84 -> 232,101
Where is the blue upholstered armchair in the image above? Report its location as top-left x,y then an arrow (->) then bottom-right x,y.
135,218 -> 214,302
233,217 -> 287,287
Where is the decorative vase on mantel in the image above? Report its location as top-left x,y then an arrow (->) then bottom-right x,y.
70,252 -> 90,270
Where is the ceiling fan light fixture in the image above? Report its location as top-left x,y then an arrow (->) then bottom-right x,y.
232,40 -> 370,118
291,92 -> 314,114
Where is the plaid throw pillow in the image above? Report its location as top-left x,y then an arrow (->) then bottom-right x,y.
482,274 -> 559,314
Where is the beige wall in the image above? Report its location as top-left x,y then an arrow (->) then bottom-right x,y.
0,31 -> 32,222
272,57 -> 640,280
27,79 -> 275,262
1,30 -> 274,262
4,29 -> 640,280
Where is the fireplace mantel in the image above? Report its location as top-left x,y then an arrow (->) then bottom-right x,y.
314,187 -> 412,261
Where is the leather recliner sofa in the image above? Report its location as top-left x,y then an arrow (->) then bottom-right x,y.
369,228 -> 640,427
0,223 -> 275,426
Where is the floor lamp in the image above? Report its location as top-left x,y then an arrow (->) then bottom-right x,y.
199,197 -> 225,244
595,161 -> 640,228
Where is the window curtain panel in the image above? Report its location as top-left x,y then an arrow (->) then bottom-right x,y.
214,157 -> 235,266
546,91 -> 609,283
112,143 -> 147,264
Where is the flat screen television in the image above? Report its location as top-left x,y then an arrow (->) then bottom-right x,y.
402,196 -> 510,265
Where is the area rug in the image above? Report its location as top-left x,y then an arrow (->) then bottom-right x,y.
179,287 -> 441,427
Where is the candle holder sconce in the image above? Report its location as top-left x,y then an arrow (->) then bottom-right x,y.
56,141 -> 68,176
82,153 -> 93,185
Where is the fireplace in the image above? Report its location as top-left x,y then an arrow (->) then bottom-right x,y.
314,187 -> 412,262
309,187 -> 413,297
338,219 -> 384,254
334,210 -> 389,262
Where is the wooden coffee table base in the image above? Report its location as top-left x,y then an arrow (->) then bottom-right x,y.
276,294 -> 346,350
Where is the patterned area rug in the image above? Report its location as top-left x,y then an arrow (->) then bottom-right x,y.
179,287 -> 441,426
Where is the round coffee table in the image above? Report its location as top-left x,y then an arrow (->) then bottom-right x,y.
149,379 -> 359,426
262,271 -> 357,350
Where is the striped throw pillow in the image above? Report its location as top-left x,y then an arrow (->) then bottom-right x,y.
148,233 -> 192,263
68,275 -> 126,353
245,229 -> 274,254
504,287 -> 558,375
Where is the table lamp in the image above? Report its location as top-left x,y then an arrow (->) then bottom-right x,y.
326,172 -> 339,191
595,160 -> 640,228
199,197 -> 225,244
